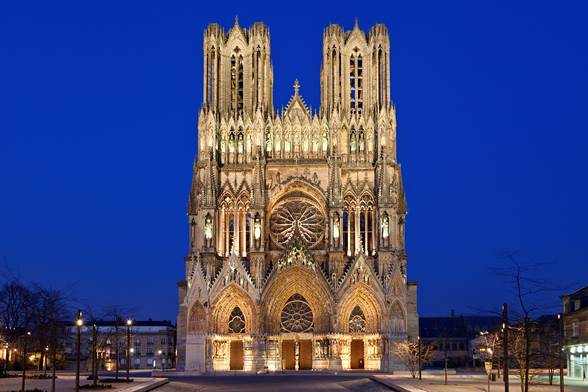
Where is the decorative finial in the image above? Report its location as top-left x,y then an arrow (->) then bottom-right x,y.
293,79 -> 300,96
234,15 -> 239,27
354,17 -> 359,29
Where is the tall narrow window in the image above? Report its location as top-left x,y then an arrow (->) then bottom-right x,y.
332,47 -> 337,109
357,55 -> 363,113
378,48 -> 384,107
255,48 -> 262,109
208,48 -> 215,107
231,55 -> 237,112
350,55 -> 356,112
342,211 -> 349,254
237,55 -> 244,113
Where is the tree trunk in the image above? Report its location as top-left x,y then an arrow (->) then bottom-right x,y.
524,318 -> 530,392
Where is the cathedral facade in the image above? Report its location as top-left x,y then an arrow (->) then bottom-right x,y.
176,18 -> 418,372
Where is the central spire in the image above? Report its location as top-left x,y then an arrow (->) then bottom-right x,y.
293,79 -> 300,96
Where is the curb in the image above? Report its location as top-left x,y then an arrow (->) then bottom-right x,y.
369,376 -> 410,392
122,378 -> 169,392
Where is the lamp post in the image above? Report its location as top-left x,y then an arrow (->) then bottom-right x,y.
417,336 -> 422,380
21,331 -> 31,392
126,319 -> 132,382
158,350 -> 163,371
129,348 -> 134,370
558,313 -> 565,392
502,303 -> 509,392
75,310 -> 84,392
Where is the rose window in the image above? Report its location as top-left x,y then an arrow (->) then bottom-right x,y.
280,294 -> 314,333
270,200 -> 324,249
228,306 -> 246,333
349,305 -> 366,333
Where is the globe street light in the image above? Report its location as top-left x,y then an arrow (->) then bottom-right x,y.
157,350 -> 163,371
75,311 -> 84,392
126,319 -> 132,382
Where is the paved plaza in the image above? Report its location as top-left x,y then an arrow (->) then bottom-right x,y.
0,372 -> 165,392
158,374 -> 389,392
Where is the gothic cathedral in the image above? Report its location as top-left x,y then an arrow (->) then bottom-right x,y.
177,18 -> 418,372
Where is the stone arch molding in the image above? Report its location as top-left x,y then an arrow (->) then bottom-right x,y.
210,283 -> 259,334
188,300 -> 208,335
337,282 -> 385,334
261,265 -> 333,333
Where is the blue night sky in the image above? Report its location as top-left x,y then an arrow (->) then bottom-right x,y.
1,1 -> 587,321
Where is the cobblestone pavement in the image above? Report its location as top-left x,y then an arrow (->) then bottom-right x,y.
156,374 -> 390,392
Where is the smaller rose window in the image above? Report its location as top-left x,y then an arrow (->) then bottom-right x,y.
228,306 -> 246,333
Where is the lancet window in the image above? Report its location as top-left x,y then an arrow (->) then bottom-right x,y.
230,51 -> 244,114
350,51 -> 363,114
217,194 -> 251,257
343,194 -> 376,256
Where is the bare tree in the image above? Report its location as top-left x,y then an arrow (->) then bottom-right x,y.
102,305 -> 134,380
494,254 -> 563,392
392,341 -> 435,378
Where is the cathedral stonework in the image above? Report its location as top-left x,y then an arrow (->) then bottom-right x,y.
177,18 -> 419,372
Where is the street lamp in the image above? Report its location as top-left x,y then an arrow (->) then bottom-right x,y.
129,347 -> 134,370
126,319 -> 132,382
75,311 -> 84,392
157,350 -> 163,371
21,331 -> 31,392
558,313 -> 565,392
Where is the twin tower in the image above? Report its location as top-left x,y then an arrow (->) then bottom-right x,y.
200,17 -> 391,119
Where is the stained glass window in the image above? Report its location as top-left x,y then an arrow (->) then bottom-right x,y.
228,306 -> 246,333
349,305 -> 366,333
280,294 -> 314,333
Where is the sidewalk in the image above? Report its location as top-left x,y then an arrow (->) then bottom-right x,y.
0,374 -> 167,392
370,372 -> 588,392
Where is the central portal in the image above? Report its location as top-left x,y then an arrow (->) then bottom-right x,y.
281,339 -> 313,370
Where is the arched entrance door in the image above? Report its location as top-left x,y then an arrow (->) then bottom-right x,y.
349,306 -> 366,369
228,307 -> 245,370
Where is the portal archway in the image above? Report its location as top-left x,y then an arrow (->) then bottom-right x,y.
261,266 -> 333,333
210,283 -> 258,334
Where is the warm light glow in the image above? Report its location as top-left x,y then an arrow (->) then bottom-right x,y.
126,319 -> 133,326
130,348 -> 135,353
158,350 -> 163,355
333,222 -> 340,239
76,319 -> 84,327
254,219 -> 261,240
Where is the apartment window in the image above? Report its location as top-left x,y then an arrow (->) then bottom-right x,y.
574,299 -> 581,311
161,337 -> 166,345
147,337 -> 154,345
147,347 -> 153,355
572,320 -> 580,337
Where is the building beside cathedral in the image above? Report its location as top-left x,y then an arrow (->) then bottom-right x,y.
176,18 -> 418,372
